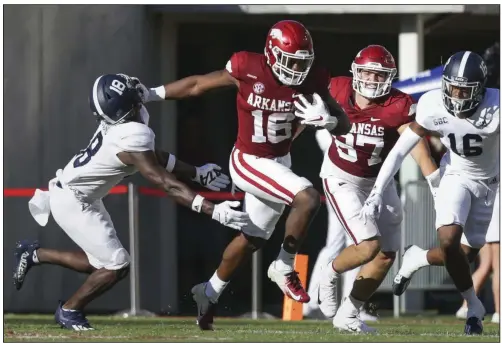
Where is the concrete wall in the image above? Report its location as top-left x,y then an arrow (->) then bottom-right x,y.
4,4 -> 179,314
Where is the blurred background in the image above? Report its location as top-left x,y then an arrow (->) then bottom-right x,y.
3,4 -> 500,318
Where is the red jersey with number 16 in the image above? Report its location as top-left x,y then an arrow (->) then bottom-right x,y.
327,76 -> 416,178
227,51 -> 330,158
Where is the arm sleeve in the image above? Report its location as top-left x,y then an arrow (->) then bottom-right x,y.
372,127 -> 422,194
315,129 -> 333,153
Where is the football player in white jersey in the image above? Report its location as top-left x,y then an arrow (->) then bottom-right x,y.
13,74 -> 250,331
360,51 -> 500,335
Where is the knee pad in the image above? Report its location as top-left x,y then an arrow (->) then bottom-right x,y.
105,248 -> 131,270
242,221 -> 275,241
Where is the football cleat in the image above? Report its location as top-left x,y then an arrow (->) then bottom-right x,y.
464,317 -> 483,335
316,269 -> 340,318
13,240 -> 40,290
332,312 -> 377,334
55,301 -> 94,331
191,283 -> 217,331
392,245 -> 425,296
267,262 -> 310,303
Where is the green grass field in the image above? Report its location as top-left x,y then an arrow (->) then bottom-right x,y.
4,314 -> 500,342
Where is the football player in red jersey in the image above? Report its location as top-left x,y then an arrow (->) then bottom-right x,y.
314,45 -> 440,332
139,20 -> 350,330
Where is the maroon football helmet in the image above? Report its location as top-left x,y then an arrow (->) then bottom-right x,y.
351,45 -> 397,98
264,20 -> 314,86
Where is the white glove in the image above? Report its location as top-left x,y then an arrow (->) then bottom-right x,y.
425,168 -> 441,201
136,83 -> 150,103
194,164 -> 230,191
135,84 -> 165,104
294,93 -> 338,131
359,191 -> 383,224
212,201 -> 250,230
117,73 -> 141,88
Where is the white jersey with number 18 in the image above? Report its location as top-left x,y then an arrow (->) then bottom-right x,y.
59,107 -> 154,202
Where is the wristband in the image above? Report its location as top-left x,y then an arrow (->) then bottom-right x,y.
165,154 -> 176,173
150,86 -> 166,101
191,194 -> 205,213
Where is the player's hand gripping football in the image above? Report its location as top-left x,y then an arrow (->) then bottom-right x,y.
194,164 -> 231,191
212,201 -> 250,230
359,189 -> 383,224
293,93 -> 338,131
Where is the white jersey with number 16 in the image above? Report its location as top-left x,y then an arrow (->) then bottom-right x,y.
416,88 -> 500,180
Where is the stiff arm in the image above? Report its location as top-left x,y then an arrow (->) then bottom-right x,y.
118,150 -> 248,230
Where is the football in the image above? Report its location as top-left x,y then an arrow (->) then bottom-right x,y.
293,93 -> 315,116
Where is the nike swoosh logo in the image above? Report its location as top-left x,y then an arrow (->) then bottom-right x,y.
370,118 -> 380,122
309,116 -> 322,122
317,287 -> 321,305
289,290 -> 302,301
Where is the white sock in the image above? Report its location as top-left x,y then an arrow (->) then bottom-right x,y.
204,271 -> 228,303
32,250 -> 39,264
274,245 -> 295,272
324,260 -> 340,282
461,287 -> 478,306
339,295 -> 365,317
400,247 -> 430,278
417,249 -> 430,266
342,266 -> 360,298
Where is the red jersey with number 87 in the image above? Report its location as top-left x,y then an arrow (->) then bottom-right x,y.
327,76 -> 416,177
227,51 -> 330,158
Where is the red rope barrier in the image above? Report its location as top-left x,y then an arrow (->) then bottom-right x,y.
4,186 -> 326,202
4,185 -> 128,197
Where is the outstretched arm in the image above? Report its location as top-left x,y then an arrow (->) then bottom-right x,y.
119,150 -> 213,213
155,149 -> 195,180
359,121 -> 433,223
398,123 -> 441,195
143,70 -> 238,102
372,121 -> 432,195
117,150 -> 247,230
398,123 -> 439,177
155,149 -> 230,191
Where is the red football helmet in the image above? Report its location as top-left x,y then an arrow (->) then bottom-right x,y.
351,45 -> 397,98
264,20 -> 314,86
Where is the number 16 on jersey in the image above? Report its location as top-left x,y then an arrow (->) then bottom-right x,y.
251,110 -> 296,144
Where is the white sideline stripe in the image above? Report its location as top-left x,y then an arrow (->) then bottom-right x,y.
231,149 -> 293,203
